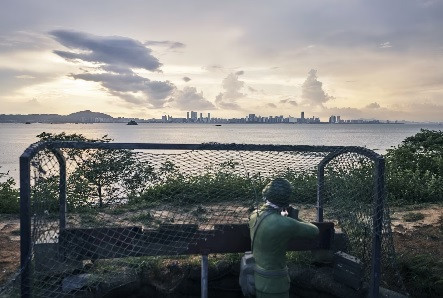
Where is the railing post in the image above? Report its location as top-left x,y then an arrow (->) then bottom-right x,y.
201,254 -> 208,298
52,149 -> 66,231
20,155 -> 32,298
370,157 -> 385,298
316,165 -> 325,222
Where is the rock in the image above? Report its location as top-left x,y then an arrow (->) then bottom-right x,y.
62,273 -> 94,292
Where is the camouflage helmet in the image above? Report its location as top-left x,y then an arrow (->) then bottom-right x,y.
262,178 -> 293,207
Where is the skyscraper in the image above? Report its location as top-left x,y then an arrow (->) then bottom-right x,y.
190,111 -> 197,121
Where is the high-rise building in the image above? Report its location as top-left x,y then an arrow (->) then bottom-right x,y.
190,111 -> 198,121
208,113 -> 211,122
301,111 -> 305,119
187,112 -> 189,120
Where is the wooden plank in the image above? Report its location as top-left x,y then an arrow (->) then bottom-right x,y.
334,251 -> 363,272
59,222 -> 334,260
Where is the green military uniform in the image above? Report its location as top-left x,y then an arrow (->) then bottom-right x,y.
249,178 -> 319,298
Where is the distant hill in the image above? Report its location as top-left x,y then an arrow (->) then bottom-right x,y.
65,110 -> 113,122
0,110 -> 115,123
67,110 -> 113,119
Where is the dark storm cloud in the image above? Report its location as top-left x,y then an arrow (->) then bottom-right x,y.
267,103 -> 277,108
144,40 -> 185,49
51,30 -> 162,71
235,70 -> 244,76
50,30 -> 179,107
71,72 -> 175,108
173,86 -> 215,110
182,76 -> 191,82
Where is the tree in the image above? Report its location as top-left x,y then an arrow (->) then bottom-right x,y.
36,132 -> 155,209
385,129 -> 443,204
0,169 -> 20,213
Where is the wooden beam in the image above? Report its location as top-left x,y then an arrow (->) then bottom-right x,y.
59,222 -> 334,261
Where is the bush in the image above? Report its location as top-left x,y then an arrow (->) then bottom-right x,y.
0,170 -> 20,213
398,253 -> 443,297
386,129 -> 443,205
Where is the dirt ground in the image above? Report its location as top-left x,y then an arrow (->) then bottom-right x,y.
1,205 -> 442,289
0,214 -> 20,286
390,205 -> 443,261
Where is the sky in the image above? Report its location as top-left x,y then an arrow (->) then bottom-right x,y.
0,0 -> 442,122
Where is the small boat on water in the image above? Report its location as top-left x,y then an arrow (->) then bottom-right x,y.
127,120 -> 138,125
215,124 -> 222,126
25,122 -> 31,124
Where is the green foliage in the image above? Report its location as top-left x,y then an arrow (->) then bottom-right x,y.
35,132 -> 156,210
386,129 -> 443,204
139,166 -> 261,206
398,253 -> 443,297
0,170 -> 20,213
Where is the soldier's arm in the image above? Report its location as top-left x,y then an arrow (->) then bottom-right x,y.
286,217 -> 319,239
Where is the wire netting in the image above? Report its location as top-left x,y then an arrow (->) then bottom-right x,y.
1,142 -> 404,297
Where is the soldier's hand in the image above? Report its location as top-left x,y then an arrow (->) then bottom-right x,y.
287,206 -> 299,220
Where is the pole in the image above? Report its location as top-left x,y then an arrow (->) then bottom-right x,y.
20,155 -> 32,298
317,165 -> 325,222
201,254 -> 208,298
370,157 -> 385,298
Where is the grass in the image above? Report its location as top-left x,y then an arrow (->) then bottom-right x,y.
398,253 -> 443,297
129,212 -> 154,224
402,212 -> 426,222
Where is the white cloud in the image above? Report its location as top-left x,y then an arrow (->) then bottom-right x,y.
215,73 -> 246,109
379,42 -> 392,49
173,86 -> 215,110
300,69 -> 333,106
366,102 -> 381,109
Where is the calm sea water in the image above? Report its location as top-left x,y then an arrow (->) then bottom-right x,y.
0,122 -> 441,181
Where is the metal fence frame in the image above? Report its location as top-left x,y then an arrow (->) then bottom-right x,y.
20,141 -> 385,298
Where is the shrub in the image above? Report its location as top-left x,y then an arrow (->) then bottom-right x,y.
386,129 -> 443,205
0,170 -> 20,213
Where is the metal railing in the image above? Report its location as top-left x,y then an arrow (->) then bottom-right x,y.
19,142 -> 385,297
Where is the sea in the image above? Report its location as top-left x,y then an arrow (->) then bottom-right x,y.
0,122 -> 441,182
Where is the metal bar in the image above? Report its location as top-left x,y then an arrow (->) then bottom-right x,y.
37,141 -> 383,159
369,157 -> 385,298
201,254 -> 208,298
52,149 -> 66,231
19,155 -> 32,298
316,165 -> 325,222
316,151 -> 343,222
57,223 -> 334,260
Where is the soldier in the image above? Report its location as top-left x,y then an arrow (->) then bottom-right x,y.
249,178 -> 319,298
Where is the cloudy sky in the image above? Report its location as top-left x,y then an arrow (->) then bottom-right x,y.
1,0 -> 442,121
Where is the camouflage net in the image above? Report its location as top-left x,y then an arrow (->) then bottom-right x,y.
1,142 -> 404,297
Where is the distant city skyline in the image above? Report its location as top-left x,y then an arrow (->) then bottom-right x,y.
1,109 -> 433,125
1,1 -> 442,122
